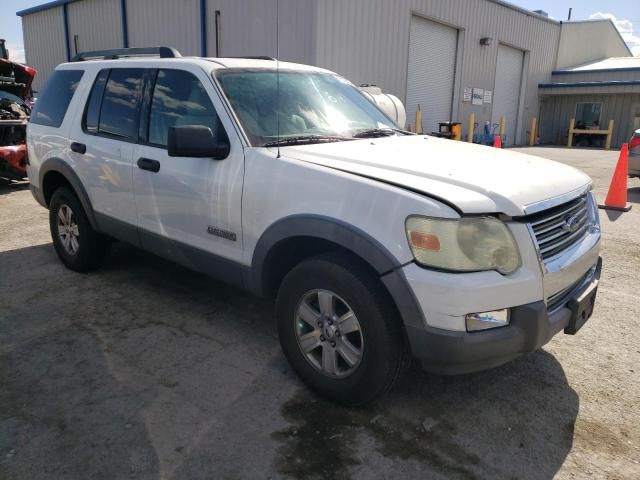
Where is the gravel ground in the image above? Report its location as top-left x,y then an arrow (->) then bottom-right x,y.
1,147 -> 638,479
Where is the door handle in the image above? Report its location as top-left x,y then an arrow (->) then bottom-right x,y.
70,142 -> 86,154
137,157 -> 161,173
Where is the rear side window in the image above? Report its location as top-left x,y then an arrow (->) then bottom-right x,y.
148,69 -> 227,147
30,70 -> 84,127
98,69 -> 145,140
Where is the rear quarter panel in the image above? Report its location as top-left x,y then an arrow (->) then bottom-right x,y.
26,65 -> 90,190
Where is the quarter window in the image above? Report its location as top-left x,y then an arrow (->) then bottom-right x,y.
148,69 -> 227,147
30,70 -> 84,127
98,69 -> 145,140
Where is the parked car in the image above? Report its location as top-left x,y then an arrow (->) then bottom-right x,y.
0,47 -> 36,181
629,128 -> 640,178
27,48 -> 601,405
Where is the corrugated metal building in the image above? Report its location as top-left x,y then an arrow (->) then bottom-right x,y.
539,57 -> 640,148
17,0 -> 634,147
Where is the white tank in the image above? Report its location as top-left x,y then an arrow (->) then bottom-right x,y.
359,85 -> 406,129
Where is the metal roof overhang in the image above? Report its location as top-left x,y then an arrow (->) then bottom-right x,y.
538,80 -> 640,95
17,0 -> 80,17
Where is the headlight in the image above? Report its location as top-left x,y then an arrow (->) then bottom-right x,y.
406,216 -> 521,274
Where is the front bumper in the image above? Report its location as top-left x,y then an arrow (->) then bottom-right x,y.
405,256 -> 601,375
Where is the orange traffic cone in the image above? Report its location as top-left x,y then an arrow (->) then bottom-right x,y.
493,135 -> 502,148
598,143 -> 632,212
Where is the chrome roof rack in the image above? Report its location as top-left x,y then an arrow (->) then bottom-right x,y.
70,46 -> 182,62
224,56 -> 276,61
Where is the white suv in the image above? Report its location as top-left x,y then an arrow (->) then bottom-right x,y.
27,48 -> 601,405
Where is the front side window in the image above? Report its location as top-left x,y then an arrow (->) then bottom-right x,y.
148,69 -> 227,147
575,102 -> 602,129
30,69 -> 84,127
215,70 -> 398,146
98,68 -> 145,140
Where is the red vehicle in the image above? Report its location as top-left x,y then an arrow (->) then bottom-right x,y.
0,39 -> 36,181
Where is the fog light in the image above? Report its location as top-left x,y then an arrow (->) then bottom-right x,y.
465,309 -> 510,332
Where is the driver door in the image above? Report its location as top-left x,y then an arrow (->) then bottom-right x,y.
133,66 -> 245,272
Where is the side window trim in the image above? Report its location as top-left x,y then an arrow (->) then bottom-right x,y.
138,68 -> 159,144
82,69 -> 109,134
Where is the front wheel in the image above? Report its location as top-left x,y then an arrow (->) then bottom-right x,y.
276,253 -> 407,405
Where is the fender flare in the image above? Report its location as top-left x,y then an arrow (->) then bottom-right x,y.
250,215 -> 400,289
39,158 -> 99,230
249,214 -> 426,329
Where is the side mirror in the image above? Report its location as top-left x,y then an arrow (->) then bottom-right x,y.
167,125 -> 230,159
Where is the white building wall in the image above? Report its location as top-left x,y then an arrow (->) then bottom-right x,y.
556,20 -> 632,70
314,0 -> 561,144
125,0 -> 202,56
21,7 -> 68,91
205,0 -> 315,63
67,0 -> 123,57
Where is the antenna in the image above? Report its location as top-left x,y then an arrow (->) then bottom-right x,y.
567,8 -> 572,21
276,0 -> 281,158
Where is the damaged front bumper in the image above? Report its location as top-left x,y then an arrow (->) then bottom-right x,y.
0,142 -> 28,180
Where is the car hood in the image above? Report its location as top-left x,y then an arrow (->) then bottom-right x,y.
0,58 -> 36,99
282,135 -> 591,216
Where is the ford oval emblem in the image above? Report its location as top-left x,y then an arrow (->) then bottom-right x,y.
562,215 -> 580,233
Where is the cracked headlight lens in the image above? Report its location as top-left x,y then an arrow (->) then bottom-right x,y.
406,216 -> 521,274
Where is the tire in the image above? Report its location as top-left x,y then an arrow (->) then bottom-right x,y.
49,186 -> 109,272
276,252 -> 407,406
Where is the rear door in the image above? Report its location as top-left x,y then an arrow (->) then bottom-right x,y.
132,65 -> 245,268
71,67 -> 145,242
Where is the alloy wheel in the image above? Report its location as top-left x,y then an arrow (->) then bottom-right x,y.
57,204 -> 80,255
294,289 -> 363,377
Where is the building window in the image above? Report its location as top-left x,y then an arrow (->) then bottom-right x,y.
575,102 -> 602,129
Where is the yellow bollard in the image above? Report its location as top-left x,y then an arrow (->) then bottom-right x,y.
567,118 -> 575,147
499,116 -> 506,137
415,105 -> 423,134
467,112 -> 475,143
529,117 -> 537,146
605,119 -> 614,150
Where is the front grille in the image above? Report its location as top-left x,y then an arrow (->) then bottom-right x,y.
528,195 -> 590,261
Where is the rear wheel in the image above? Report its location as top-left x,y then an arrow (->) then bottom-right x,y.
276,253 -> 407,405
49,186 -> 109,272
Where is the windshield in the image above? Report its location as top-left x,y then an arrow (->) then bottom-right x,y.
215,69 -> 400,147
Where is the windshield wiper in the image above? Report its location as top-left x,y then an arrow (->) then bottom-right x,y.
263,135 -> 350,147
352,127 -> 410,138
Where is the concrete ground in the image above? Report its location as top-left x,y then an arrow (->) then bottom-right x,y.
1,147 -> 638,479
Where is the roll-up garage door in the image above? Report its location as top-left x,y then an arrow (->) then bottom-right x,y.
492,44 -> 524,146
406,16 -> 457,134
